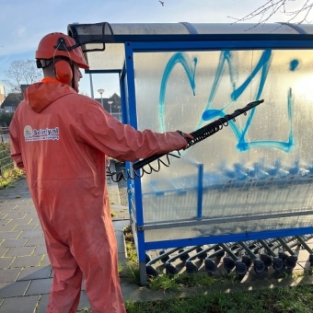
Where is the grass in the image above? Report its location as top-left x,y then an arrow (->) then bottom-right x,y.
0,142 -> 25,188
122,225 -> 313,313
0,168 -> 25,189
125,284 -> 313,313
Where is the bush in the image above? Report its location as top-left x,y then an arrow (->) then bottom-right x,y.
0,113 -> 14,126
0,142 -> 24,188
0,142 -> 12,169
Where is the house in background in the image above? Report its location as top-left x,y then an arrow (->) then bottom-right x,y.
0,93 -> 23,113
0,84 -> 5,106
95,93 -> 122,122
0,84 -> 30,114
0,84 -> 122,122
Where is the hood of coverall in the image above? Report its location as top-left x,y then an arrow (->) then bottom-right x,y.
24,81 -> 75,113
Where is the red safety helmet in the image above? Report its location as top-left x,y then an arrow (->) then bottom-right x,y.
35,32 -> 89,69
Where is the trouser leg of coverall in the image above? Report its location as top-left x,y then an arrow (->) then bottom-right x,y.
72,221 -> 126,313
83,249 -> 125,313
45,239 -> 83,313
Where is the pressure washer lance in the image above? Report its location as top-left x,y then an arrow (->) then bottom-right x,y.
133,99 -> 264,171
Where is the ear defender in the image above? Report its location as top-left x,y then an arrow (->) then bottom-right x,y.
54,60 -> 73,84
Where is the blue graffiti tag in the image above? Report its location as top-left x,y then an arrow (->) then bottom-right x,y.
159,50 -> 294,152
159,52 -> 197,131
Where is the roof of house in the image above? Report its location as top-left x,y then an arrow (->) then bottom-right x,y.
95,93 -> 120,113
0,93 -> 23,108
21,84 -> 30,94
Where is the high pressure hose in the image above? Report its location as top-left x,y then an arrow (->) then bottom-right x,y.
106,99 -> 264,182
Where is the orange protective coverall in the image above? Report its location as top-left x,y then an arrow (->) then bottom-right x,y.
9,81 -> 187,313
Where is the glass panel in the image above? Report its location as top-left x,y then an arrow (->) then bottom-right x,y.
110,23 -> 189,35
133,49 -> 313,233
297,24 -> 313,34
85,43 -> 124,70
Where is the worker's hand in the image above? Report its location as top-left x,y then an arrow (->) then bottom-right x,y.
176,130 -> 194,149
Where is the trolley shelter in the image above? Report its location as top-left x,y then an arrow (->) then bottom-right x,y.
68,22 -> 313,284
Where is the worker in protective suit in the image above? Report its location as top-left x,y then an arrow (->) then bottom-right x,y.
9,32 -> 192,313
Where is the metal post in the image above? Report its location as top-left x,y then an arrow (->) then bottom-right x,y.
97,89 -> 105,109
197,164 -> 203,218
89,74 -> 94,99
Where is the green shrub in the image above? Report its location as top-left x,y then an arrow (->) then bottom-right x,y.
0,113 -> 14,126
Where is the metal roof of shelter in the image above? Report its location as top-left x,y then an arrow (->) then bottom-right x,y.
67,22 -> 313,72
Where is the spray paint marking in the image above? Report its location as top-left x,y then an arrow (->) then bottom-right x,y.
159,50 -> 295,152
159,52 -> 197,131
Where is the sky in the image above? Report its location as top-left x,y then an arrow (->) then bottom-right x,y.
0,0 -> 309,99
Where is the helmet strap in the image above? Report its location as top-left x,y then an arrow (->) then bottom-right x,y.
54,37 -> 79,52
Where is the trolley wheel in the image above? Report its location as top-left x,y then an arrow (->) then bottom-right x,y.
159,250 -> 170,263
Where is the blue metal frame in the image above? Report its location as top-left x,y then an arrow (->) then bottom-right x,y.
124,42 -> 147,265
196,164 -> 203,219
144,226 -> 313,250
127,39 -> 313,52
104,33 -> 313,45
122,38 -> 313,260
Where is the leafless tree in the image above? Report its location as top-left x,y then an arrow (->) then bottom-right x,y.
2,60 -> 43,93
230,0 -> 313,24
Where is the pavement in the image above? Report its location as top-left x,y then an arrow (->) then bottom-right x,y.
2,176 -> 313,312
0,176 -> 136,313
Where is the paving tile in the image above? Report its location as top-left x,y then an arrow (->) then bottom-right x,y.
33,225 -> 43,231
24,200 -> 35,206
26,278 -> 53,295
118,251 -> 126,265
3,213 -> 27,219
116,232 -> 126,253
0,268 -> 22,283
33,246 -> 47,255
113,220 -> 130,231
0,281 -> 30,297
0,225 -> 16,232
25,237 -> 45,247
0,219 -> 12,226
12,224 -> 37,232
17,266 -> 52,281
19,218 -> 33,225
1,238 -> 28,248
6,194 -> 25,200
18,205 -> 36,213
0,248 -> 8,257
27,219 -> 41,226
5,247 -> 35,257
0,295 -> 39,313
78,291 -> 91,310
19,231 -> 43,239
0,258 -> 14,269
39,255 -> 50,267
34,291 -> 90,312
0,207 -> 19,213
0,214 -> 8,221
10,256 -> 42,268
6,207 -> 23,212
25,213 -> 40,220
35,294 -> 48,313
0,232 -> 21,239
